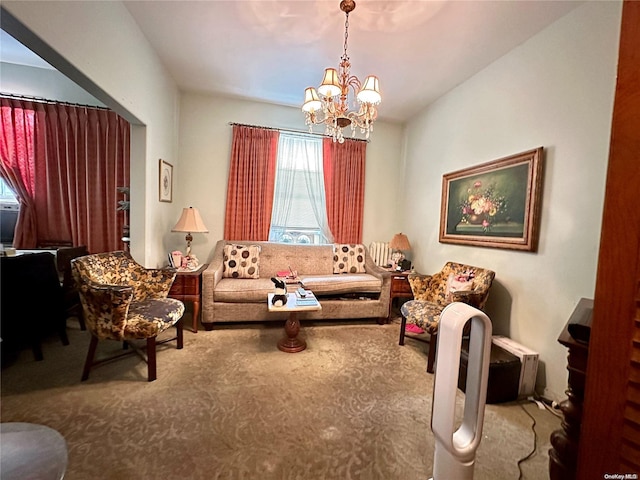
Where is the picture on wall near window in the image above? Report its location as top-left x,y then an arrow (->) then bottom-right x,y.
159,159 -> 173,203
439,147 -> 544,252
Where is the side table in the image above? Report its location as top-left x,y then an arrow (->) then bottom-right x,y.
169,263 -> 207,333
389,270 -> 413,319
268,292 -> 322,353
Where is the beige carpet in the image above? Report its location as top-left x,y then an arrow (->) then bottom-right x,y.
1,318 -> 559,480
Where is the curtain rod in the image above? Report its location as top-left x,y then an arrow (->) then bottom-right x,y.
0,92 -> 110,111
228,122 -> 369,143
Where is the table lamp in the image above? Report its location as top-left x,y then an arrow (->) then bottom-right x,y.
172,207 -> 208,269
389,232 -> 411,270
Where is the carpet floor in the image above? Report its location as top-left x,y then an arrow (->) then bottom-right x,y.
1,318 -> 560,480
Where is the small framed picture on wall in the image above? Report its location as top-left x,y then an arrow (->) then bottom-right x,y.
159,159 -> 173,203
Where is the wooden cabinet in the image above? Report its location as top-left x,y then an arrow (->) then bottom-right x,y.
168,264 -> 207,333
549,319 -> 589,480
389,270 -> 413,319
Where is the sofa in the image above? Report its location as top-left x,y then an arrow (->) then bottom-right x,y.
201,240 -> 391,328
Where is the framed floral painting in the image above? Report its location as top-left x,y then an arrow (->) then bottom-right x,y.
439,147 -> 544,251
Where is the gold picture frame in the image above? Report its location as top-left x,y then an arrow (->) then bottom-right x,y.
159,159 -> 173,203
439,147 -> 544,251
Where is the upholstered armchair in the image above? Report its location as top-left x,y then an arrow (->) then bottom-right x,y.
399,261 -> 495,373
72,251 -> 185,382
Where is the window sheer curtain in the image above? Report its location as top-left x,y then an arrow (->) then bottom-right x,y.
269,133 -> 333,243
224,125 -> 279,241
0,98 -> 130,252
323,138 -> 366,244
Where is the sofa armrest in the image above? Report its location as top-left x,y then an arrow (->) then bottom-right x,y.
364,249 -> 391,315
202,240 -> 226,324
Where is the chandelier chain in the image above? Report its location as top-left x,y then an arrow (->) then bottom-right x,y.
343,12 -> 350,61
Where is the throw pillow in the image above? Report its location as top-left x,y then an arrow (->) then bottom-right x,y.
445,271 -> 475,302
223,244 -> 260,279
333,244 -> 366,274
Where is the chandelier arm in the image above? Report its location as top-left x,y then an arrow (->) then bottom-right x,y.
347,76 -> 362,94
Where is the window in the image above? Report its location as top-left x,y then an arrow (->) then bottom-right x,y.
0,178 -> 18,204
268,133 -> 332,244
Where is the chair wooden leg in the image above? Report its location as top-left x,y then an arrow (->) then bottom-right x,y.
399,314 -> 407,346
176,318 -> 184,350
58,324 -> 70,346
31,342 -> 44,362
81,335 -> 99,381
146,337 -> 157,382
426,333 -> 437,374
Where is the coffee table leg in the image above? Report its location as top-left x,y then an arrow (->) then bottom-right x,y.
277,312 -> 307,353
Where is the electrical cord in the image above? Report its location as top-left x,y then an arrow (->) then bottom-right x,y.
517,401 -> 538,480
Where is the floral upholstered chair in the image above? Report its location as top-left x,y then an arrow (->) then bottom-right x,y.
399,262 -> 495,373
72,251 -> 185,382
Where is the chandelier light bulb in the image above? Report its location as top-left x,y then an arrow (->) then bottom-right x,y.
357,76 -> 381,105
302,87 -> 322,113
318,69 -> 342,98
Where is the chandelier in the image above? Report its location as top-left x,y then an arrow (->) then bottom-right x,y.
302,0 -> 381,143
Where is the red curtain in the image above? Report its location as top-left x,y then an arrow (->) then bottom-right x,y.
0,98 -> 130,252
224,125 -> 279,241
0,98 -> 40,247
323,138 -> 366,244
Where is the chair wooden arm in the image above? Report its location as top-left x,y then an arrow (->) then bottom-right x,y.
450,290 -> 486,309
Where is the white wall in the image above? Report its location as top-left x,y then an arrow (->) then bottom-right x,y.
176,92 -> 405,263
0,62 -> 106,107
3,0 -> 180,267
401,1 -> 621,400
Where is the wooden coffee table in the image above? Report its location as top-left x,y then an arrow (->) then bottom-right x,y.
268,292 -> 321,353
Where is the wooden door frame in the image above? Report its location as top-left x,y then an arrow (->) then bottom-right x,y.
578,1 -> 640,476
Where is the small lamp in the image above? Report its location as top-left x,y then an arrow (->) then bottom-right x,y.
172,207 -> 209,267
389,232 -> 411,270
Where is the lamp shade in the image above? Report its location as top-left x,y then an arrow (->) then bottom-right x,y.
318,68 -> 341,97
172,207 -> 209,233
357,75 -> 381,105
302,87 -> 322,113
389,233 -> 411,251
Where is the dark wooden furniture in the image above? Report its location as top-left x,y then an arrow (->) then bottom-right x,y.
0,252 -> 69,361
459,339 -> 520,404
57,245 -> 89,330
389,270 -> 412,318
169,264 -> 207,333
549,299 -> 591,480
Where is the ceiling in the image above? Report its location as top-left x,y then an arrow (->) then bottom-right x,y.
2,1 -> 583,123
